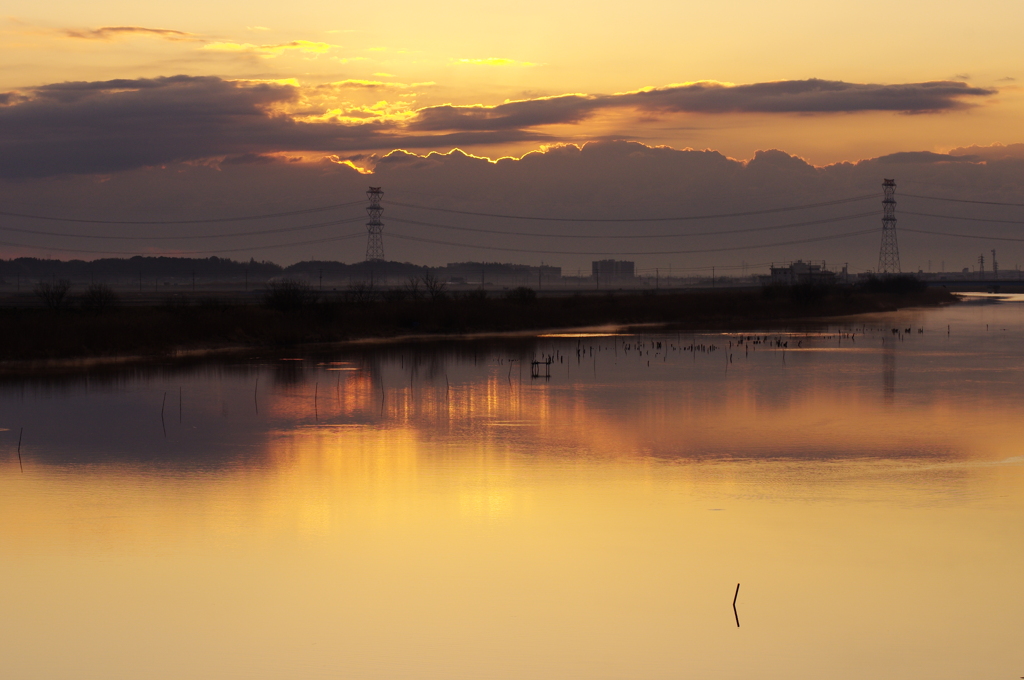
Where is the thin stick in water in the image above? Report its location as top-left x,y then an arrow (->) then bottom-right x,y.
733,583 -> 741,628
17,426 -> 23,473
161,391 -> 167,438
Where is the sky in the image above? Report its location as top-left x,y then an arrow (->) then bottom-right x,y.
1,1 -> 1023,273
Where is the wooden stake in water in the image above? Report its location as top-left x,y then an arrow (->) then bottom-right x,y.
17,427 -> 23,473
161,392 -> 167,438
733,583 -> 741,628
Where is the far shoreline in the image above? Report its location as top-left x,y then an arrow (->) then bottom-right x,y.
1,283 -> 956,376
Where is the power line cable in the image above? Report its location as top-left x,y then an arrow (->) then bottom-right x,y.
0,232 -> 366,257
389,211 -> 877,239
389,194 -> 876,222
387,227 -> 878,256
900,210 -> 1024,225
900,227 -> 1024,243
901,193 -> 1024,207
0,200 -> 366,225
0,215 -> 367,240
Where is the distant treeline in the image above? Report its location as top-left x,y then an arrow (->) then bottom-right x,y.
0,256 -> 430,284
0,282 -> 954,366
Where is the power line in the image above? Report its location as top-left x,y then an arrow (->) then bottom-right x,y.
387,227 -> 878,256
902,193 -> 1024,207
389,211 -> 877,239
0,200 -> 366,225
389,194 -> 876,222
0,215 -> 366,240
901,210 -> 1024,225
901,227 -> 1024,243
0,232 -> 366,257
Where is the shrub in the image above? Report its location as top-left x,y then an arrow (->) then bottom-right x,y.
35,279 -> 72,309
859,275 -> 927,294
263,279 -> 318,312
383,288 -> 408,303
79,283 -> 119,312
505,286 -> 537,303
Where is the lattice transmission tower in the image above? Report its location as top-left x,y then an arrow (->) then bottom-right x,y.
877,178 -> 901,274
365,186 -> 384,261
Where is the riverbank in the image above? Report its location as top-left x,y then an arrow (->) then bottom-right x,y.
0,284 -> 955,370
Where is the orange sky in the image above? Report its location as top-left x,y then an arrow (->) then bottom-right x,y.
3,1 -> 1022,166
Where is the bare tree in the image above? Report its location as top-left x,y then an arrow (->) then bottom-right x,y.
404,277 -> 424,300
79,283 -> 119,313
421,272 -> 448,301
35,279 -> 72,309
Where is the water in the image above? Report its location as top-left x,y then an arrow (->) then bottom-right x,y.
2,296 -> 1023,680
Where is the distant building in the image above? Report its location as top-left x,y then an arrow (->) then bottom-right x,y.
592,260 -> 635,280
769,260 -> 835,285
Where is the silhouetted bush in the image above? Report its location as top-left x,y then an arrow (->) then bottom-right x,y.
263,279 -> 318,312
35,279 -> 72,309
788,283 -> 830,305
505,286 -> 537,303
383,288 -> 408,303
79,283 -> 119,313
859,275 -> 927,294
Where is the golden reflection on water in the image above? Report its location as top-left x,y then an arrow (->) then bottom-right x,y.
2,302 -> 1024,679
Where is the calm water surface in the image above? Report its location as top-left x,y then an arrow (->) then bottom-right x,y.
2,296 -> 1023,680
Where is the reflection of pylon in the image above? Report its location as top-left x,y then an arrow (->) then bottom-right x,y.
365,186 -> 384,261
878,179 -> 901,274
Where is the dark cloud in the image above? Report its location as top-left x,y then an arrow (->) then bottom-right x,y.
0,75 -> 1001,179
409,95 -> 596,131
409,80 -> 996,132
0,75 -> 559,178
220,153 -> 279,165
871,151 -> 979,164
63,26 -> 195,41
622,80 -> 994,114
947,143 -> 1024,160
0,76 -> 396,178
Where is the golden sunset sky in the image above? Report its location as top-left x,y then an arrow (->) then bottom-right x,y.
4,0 -> 1021,165
1,1 -> 1023,269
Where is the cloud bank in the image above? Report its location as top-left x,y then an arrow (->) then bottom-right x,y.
2,140 -> 1023,272
0,75 -> 999,178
